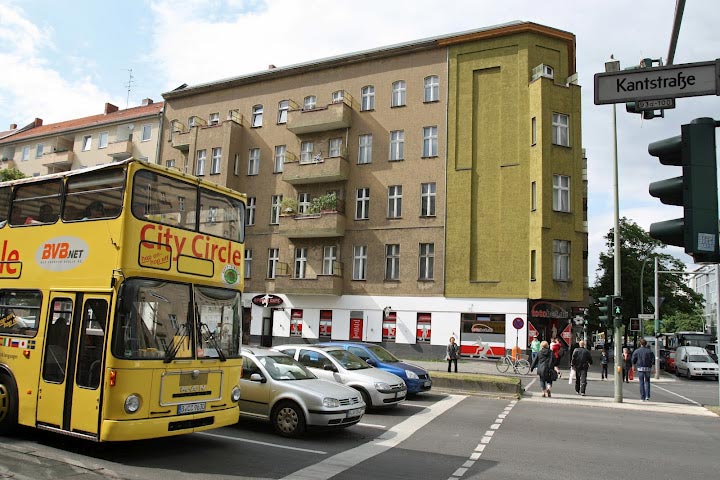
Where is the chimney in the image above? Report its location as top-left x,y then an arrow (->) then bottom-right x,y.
268,64 -> 276,69
104,103 -> 119,114
34,118 -> 43,127
142,98 -> 153,106
9,123 -> 17,130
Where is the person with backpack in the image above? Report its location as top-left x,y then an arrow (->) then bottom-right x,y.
570,340 -> 593,396
530,341 -> 557,397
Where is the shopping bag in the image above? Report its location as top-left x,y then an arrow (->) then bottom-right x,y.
629,368 -> 634,381
568,367 -> 575,384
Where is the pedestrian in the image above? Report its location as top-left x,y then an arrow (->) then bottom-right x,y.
446,336 -> 459,373
622,347 -> 632,382
631,338 -> 656,401
600,349 -> 609,380
530,336 -> 541,363
570,340 -> 593,396
530,341 -> 557,397
550,337 -> 562,378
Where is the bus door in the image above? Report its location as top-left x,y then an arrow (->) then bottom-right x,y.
37,293 -> 109,437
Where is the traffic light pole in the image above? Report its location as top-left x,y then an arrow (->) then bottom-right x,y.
611,79 -> 623,403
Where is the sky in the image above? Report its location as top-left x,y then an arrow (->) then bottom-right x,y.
1,0 -> 719,285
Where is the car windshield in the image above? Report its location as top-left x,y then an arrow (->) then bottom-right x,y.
328,349 -> 371,370
688,355 -> 713,363
258,354 -> 316,381
367,345 -> 399,362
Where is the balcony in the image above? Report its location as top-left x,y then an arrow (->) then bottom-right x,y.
171,129 -> 192,151
274,263 -> 344,296
42,150 -> 74,170
279,211 -> 345,238
283,154 -> 349,185
286,99 -> 352,135
0,157 -> 16,168
106,139 -> 133,159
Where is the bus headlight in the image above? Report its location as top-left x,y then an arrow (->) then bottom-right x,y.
231,386 -> 241,402
124,394 -> 141,413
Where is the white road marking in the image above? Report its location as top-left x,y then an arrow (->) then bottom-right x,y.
653,384 -> 702,406
198,431 -> 327,454
282,394 -> 467,480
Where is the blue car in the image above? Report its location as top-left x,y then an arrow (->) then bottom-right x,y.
320,342 -> 432,394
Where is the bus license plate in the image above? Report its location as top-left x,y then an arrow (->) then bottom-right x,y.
178,402 -> 206,415
346,407 -> 364,418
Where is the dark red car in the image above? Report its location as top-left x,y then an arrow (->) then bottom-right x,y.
664,350 -> 676,373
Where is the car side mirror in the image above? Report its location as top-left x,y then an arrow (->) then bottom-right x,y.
250,373 -> 266,383
323,364 -> 338,372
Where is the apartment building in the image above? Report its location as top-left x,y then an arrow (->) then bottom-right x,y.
0,100 -> 163,177
159,21 -> 588,358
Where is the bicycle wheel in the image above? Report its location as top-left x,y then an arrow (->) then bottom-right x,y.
496,357 -> 510,373
516,359 -> 531,375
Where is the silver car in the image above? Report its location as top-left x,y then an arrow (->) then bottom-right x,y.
239,347 -> 365,437
274,345 -> 407,408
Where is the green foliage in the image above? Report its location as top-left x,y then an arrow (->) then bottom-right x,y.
279,197 -> 298,215
656,310 -> 705,334
310,192 -> 338,213
0,167 -> 25,181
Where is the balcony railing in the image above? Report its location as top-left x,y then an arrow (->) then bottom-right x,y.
278,211 -> 346,238
274,262 -> 343,295
105,139 -> 133,159
286,98 -> 352,135
42,150 -> 74,170
283,153 -> 349,185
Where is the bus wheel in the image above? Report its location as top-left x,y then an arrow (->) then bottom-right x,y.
0,374 -> 19,435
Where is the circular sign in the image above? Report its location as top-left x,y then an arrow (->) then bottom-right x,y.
251,294 -> 284,307
512,317 -> 525,330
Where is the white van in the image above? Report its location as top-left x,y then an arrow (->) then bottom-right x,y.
674,346 -> 719,379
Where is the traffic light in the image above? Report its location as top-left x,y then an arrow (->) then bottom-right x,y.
648,117 -> 720,263
612,297 -> 624,327
598,295 -> 613,325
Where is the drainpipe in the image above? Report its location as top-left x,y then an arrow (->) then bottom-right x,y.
154,105 -> 165,165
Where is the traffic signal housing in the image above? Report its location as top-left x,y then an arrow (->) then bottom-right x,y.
598,295 -> 613,325
612,296 -> 624,328
649,117 -> 720,263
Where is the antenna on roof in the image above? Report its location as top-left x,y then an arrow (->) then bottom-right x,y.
124,68 -> 134,108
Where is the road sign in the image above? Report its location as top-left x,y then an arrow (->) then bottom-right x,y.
638,313 -> 655,320
629,318 -> 641,332
560,323 -> 572,345
594,60 -> 719,105
512,317 -> 524,330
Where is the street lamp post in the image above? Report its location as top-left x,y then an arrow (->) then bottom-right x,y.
606,55 -> 623,403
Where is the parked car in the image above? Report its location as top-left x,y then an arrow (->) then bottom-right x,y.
319,342 -> 432,394
664,350 -> 676,373
274,344 -> 407,408
658,348 -> 670,371
674,346 -> 719,380
706,343 -> 719,363
239,347 -> 365,437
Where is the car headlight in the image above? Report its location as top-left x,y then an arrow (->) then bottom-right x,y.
405,370 -> 419,380
124,394 -> 141,413
375,382 -> 391,392
231,386 -> 241,402
323,397 -> 340,408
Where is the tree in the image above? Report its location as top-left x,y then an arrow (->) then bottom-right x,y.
0,168 -> 25,181
589,217 -> 704,337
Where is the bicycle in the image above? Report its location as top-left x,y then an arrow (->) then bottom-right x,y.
495,354 -> 531,375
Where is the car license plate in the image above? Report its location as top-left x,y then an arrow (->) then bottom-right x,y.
178,402 -> 206,415
346,407 -> 364,418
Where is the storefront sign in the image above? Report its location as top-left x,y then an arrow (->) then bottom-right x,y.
251,294 -> 283,307
349,317 -> 363,341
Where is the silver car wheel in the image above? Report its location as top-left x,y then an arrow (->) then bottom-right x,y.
272,401 -> 306,437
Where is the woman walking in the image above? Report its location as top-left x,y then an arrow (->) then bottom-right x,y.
446,336 -> 460,373
530,341 -> 557,397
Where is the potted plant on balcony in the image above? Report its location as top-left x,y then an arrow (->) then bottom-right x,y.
280,198 -> 298,216
311,192 -> 338,214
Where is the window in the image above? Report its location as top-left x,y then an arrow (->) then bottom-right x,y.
553,240 -> 570,281
270,195 -> 282,224
252,105 -> 263,127
290,309 -> 303,336
323,246 -> 337,275
553,175 -> 570,212
233,154 -> 239,176
274,145 -> 286,173
211,147 -> 222,174
300,141 -> 314,164
361,85 -> 375,111
552,113 -> 569,146
353,245 -> 367,280
304,95 -> 316,110
196,149 -> 206,176
0,290 -> 41,337
530,249 -> 536,281
319,310 -> 333,338
424,75 -> 439,102
248,148 -> 260,175
419,243 -> 434,280
329,138 -> 343,157
246,197 -> 256,226
423,126 -> 438,157
355,188 -> 369,220
140,124 -> 151,142
421,182 -> 436,217
294,247 -> 307,279
21,146 -> 30,161
209,112 -> 220,125
382,311 -> 397,341
98,133 -> 108,149
417,313 -> 431,342
388,185 -> 402,218
358,134 -> 372,164
207,206 -> 218,224
331,90 -> 344,103
188,116 -> 196,128
385,244 -> 400,280
277,100 -> 289,124
531,181 -> 537,211
166,159 -> 176,168
82,135 -> 92,151
267,247 -> 279,279
298,193 -> 311,215
389,130 -> 404,161
531,116 -> 537,145
391,80 -> 406,107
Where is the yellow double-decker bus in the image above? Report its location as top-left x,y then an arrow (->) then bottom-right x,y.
0,158 -> 245,441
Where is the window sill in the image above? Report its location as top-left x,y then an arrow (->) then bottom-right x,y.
421,156 -> 438,159
423,100 -> 440,104
417,278 -> 434,282
360,109 -> 376,113
552,209 -> 572,214
390,104 -> 406,109
389,158 -> 404,162
552,143 -> 571,148
419,215 -> 436,219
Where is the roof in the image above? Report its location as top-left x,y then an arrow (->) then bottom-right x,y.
163,21 -> 575,99
0,102 -> 164,145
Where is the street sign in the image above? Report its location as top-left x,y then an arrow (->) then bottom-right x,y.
637,98 -> 676,111
629,318 -> 641,332
560,323 -> 572,345
594,60 -> 719,105
512,317 -> 524,330
638,313 -> 655,320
